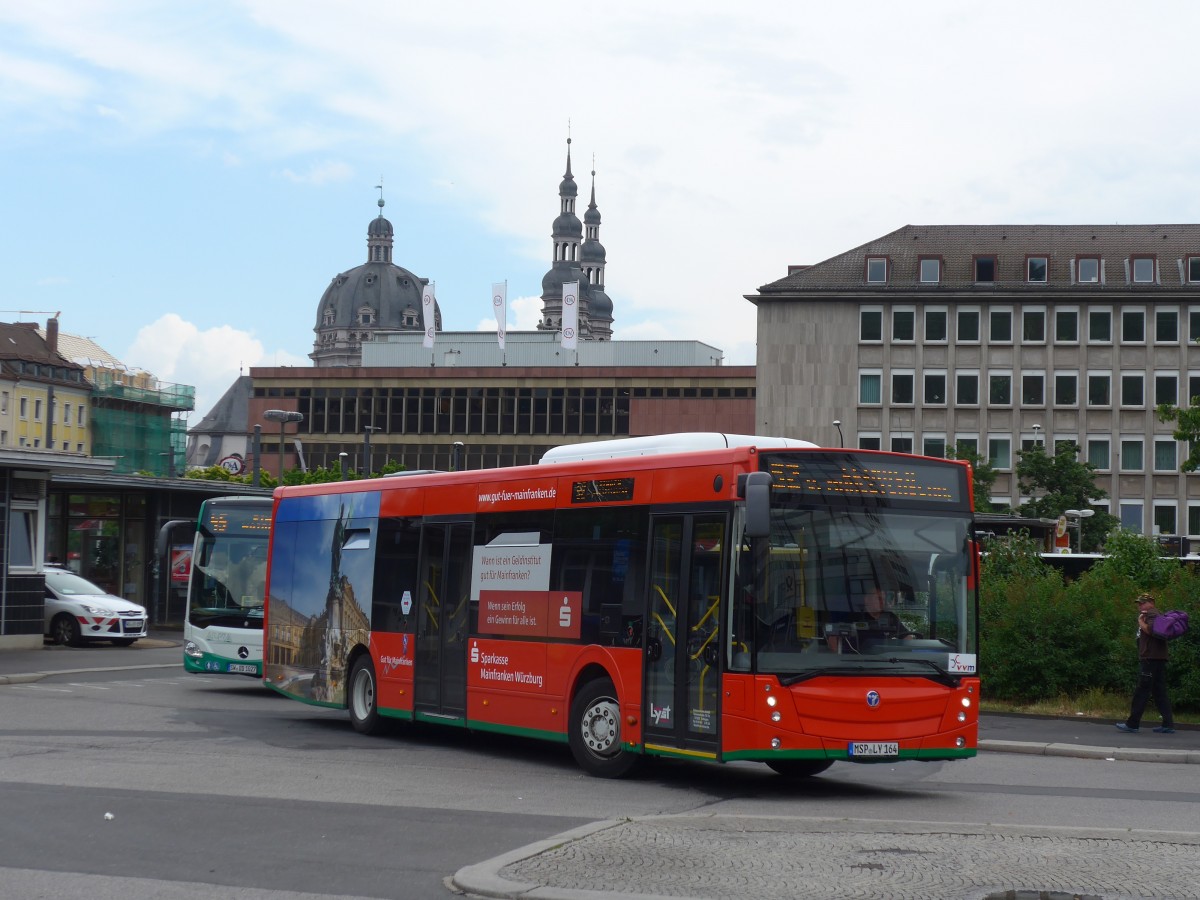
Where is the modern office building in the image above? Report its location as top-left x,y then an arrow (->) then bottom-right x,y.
751,224 -> 1200,539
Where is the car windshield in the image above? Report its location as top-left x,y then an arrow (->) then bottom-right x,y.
45,569 -> 108,596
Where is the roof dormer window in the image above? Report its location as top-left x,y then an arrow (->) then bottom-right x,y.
919,257 -> 942,284
1131,256 -> 1155,283
865,257 -> 888,284
1076,256 -> 1100,284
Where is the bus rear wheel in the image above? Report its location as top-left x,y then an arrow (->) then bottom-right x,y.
348,656 -> 384,735
569,677 -> 639,779
766,759 -> 833,778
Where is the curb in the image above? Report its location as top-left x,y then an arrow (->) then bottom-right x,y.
0,662 -> 181,686
978,738 -> 1199,764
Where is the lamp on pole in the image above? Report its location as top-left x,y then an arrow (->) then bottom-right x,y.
339,452 -> 349,480
832,420 -> 844,448
1063,508 -> 1095,553
1032,423 -> 1042,446
362,425 -> 380,477
263,409 -> 304,479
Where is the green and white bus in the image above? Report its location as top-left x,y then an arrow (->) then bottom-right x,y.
183,496 -> 272,676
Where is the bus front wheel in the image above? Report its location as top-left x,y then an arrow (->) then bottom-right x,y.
767,759 -> 833,778
348,657 -> 384,735
569,678 -> 639,779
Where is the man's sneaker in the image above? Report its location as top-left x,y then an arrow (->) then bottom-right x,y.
1114,723 -> 1140,733
1152,726 -> 1176,734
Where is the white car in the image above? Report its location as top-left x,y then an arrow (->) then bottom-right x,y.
44,568 -> 149,646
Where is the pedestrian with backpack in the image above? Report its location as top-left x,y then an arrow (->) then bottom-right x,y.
1115,592 -> 1175,735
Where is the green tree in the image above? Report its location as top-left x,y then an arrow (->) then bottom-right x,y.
1156,401 -> 1200,472
945,442 -> 997,512
1014,442 -> 1116,551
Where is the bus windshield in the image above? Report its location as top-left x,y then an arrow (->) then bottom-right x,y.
188,530 -> 268,626
732,504 -> 976,680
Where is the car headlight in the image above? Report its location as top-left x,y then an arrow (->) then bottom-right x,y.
80,604 -> 114,616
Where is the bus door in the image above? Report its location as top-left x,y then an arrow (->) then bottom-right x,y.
643,513 -> 727,757
414,520 -> 473,719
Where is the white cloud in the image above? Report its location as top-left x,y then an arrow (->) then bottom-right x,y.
123,314 -> 306,424
279,160 -> 354,185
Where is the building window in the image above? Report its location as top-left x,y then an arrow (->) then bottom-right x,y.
1132,257 -> 1155,283
1155,374 -> 1178,407
974,256 -> 996,282
988,437 -> 1012,470
1076,257 -> 1100,283
989,309 -> 1012,343
1088,309 -> 1112,343
1121,309 -> 1145,343
892,372 -> 915,405
1190,374 -> 1200,405
989,372 -> 1012,405
954,436 -> 979,456
1188,503 -> 1200,537
1021,374 -> 1045,406
890,436 -> 914,454
957,308 -> 980,342
1087,373 -> 1111,406
1120,374 -> 1144,407
925,308 -> 947,342
1087,438 -> 1110,470
77,407 -> 85,426
860,309 -> 882,342
1120,502 -> 1144,532
1155,309 -> 1179,343
1055,309 -> 1079,343
19,397 -> 27,418
919,257 -> 941,283
956,372 -> 979,406
1027,257 -> 1048,282
859,372 -> 882,405
1154,503 -> 1177,537
892,309 -> 915,342
1054,373 -> 1078,406
1189,258 -> 1200,283
1022,309 -> 1046,343
1120,438 -> 1144,472
924,372 -> 947,405
7,503 -> 40,569
1155,439 -> 1178,472
866,257 -> 888,283
858,434 -> 881,451
923,436 -> 947,458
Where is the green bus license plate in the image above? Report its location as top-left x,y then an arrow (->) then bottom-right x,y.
227,664 -> 257,674
848,741 -> 899,758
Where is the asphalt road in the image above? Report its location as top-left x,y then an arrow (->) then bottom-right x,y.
2,636 -> 1199,899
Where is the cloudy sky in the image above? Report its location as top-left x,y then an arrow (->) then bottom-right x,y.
4,1 -> 1200,421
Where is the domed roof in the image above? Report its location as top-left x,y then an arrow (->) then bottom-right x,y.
367,214 -> 393,237
581,239 -> 605,263
589,289 -> 613,318
315,262 -> 439,332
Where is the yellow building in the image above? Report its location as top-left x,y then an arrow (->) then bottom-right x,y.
0,319 -> 91,453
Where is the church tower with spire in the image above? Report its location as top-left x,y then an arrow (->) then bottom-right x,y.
538,138 -> 613,340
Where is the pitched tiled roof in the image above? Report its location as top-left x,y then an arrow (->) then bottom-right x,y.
755,224 -> 1200,295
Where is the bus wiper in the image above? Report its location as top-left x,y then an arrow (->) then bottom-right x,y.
885,656 -> 959,686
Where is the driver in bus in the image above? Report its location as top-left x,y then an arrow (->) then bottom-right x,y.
826,587 -> 914,653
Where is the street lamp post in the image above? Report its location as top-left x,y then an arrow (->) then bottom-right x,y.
1032,423 -> 1042,446
362,426 -> 380,476
1064,508 -> 1095,553
263,409 -> 304,479
832,420 -> 844,448
339,452 -> 349,480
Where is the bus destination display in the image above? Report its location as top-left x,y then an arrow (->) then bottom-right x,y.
571,477 -> 635,504
206,507 -> 272,535
763,454 -> 963,504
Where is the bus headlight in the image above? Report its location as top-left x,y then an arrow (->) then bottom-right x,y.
957,711 -> 967,722
961,697 -> 971,708
184,641 -> 202,659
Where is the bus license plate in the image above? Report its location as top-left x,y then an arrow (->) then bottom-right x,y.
227,664 -> 257,674
848,741 -> 899,758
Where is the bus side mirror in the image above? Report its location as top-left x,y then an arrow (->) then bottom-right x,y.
741,471 -> 772,538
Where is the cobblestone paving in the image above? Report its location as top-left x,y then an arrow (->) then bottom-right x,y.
501,816 -> 1200,900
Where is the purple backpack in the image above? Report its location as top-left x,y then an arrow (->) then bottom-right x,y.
1150,610 -> 1190,641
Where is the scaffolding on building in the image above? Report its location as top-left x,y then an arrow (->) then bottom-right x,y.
89,370 -> 195,476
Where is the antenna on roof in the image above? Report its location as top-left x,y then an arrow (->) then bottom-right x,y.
375,178 -> 384,213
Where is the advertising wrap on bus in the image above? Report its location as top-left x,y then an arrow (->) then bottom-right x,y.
263,435 -> 980,778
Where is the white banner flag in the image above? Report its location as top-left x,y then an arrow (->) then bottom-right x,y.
492,282 -> 507,350
561,280 -> 579,350
422,284 -> 436,349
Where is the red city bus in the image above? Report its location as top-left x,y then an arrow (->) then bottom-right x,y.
263,433 -> 980,778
